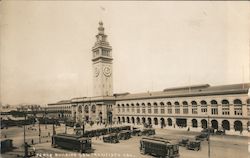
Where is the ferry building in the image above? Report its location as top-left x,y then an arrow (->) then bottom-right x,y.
47,22 -> 250,134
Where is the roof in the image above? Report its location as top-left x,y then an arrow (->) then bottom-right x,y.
115,83 -> 250,101
47,83 -> 249,105
141,137 -> 171,145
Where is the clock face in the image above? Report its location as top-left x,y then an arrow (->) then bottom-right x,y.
103,66 -> 111,77
94,67 -> 99,77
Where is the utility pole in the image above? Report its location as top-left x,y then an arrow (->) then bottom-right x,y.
39,121 -> 41,143
208,115 -> 210,158
65,118 -> 67,134
52,121 -> 56,135
23,114 -> 26,145
23,113 -> 28,157
82,122 -> 85,136
45,109 -> 47,129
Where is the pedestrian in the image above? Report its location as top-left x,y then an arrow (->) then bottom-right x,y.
31,139 -> 34,145
48,132 -> 50,137
32,146 -> 36,155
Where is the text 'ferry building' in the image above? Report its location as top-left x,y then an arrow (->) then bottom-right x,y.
47,22 -> 250,135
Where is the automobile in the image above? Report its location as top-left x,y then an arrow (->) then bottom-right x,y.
140,137 -> 179,157
215,129 -> 225,135
178,138 -> 189,147
201,128 -> 214,135
143,123 -> 152,128
139,129 -> 156,136
195,133 -> 209,141
103,134 -> 119,143
131,128 -> 141,136
118,130 -> 131,140
186,140 -> 201,151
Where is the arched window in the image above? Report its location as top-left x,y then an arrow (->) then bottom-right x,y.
136,103 -> 140,113
167,102 -> 172,106
174,101 -> 180,105
234,99 -> 242,115
126,104 -> 130,112
192,119 -> 198,128
221,99 -> 230,115
167,102 -> 172,114
154,118 -> 158,125
211,100 -> 218,105
153,102 -> 158,114
84,105 -> 89,113
191,101 -> 198,114
191,101 -> 197,105
117,104 -> 120,113
211,100 -> 218,115
78,105 -> 82,113
183,101 -> 188,114
174,101 -> 180,114
160,102 -> 165,114
200,100 -> 207,113
142,103 -> 146,114
131,103 -> 135,112
122,104 -> 125,112
147,103 -> 152,114
91,105 -> 96,113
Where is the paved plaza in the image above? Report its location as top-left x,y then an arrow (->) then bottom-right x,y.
1,124 -> 249,158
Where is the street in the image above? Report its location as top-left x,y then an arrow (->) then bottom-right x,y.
1,124 -> 249,158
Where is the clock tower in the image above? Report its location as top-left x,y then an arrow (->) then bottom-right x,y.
92,22 -> 113,97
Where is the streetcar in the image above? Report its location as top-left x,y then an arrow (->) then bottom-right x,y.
140,137 -> 179,158
52,134 -> 92,153
1,139 -> 13,153
103,134 -> 119,143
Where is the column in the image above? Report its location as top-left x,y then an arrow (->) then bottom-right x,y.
242,103 -> 247,117
187,118 -> 192,128
218,104 -> 222,116
102,104 -> 107,122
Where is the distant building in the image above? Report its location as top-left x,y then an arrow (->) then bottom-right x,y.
16,104 -> 42,112
48,22 -> 250,134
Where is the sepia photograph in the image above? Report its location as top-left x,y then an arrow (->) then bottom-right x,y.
0,1 -> 249,158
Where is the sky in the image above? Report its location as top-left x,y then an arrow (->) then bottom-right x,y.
0,1 -> 249,106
